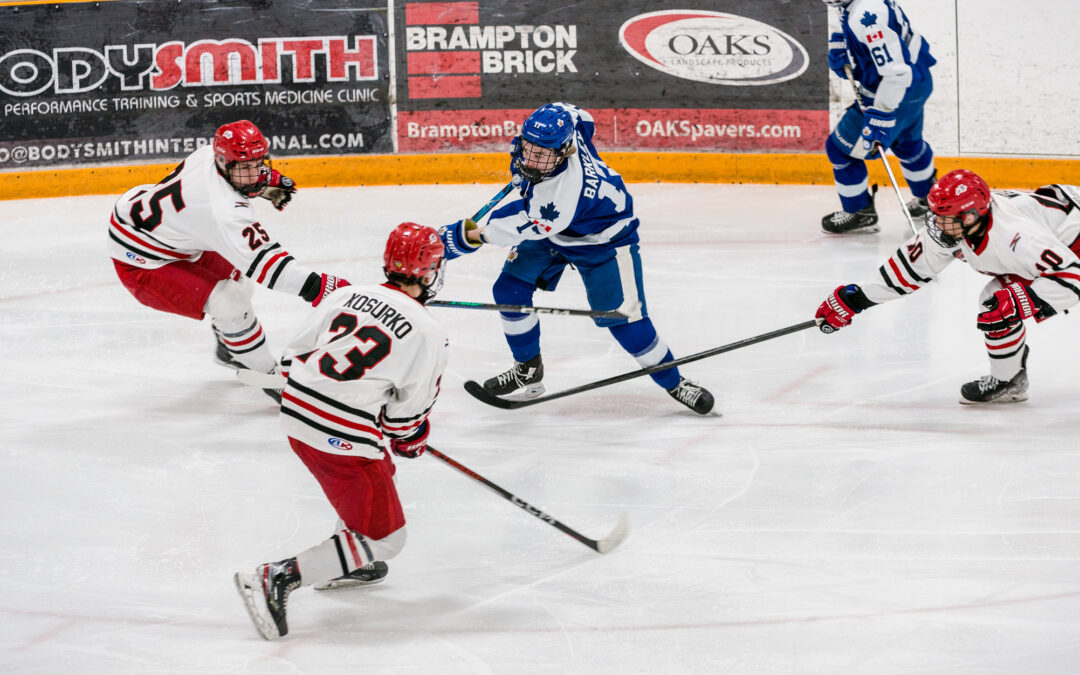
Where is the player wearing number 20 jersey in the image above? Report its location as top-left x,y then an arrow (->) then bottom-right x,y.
108,120 -> 347,382
816,169 -> 1080,404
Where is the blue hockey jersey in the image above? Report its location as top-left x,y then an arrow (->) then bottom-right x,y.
840,0 -> 936,111
482,103 -> 639,263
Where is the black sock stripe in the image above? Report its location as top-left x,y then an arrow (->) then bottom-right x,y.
332,534 -> 350,575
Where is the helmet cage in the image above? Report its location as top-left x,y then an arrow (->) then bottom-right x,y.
513,104 -> 575,183
214,120 -> 272,197
925,169 -> 991,247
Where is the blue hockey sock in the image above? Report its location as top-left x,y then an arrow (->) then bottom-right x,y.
492,272 -> 541,363
608,319 -> 680,390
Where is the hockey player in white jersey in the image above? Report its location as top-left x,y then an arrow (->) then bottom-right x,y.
438,102 -> 714,414
816,169 -> 1080,403
108,120 -> 348,400
234,222 -> 447,640
821,0 -> 938,233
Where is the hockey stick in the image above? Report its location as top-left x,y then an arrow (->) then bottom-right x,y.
471,180 -> 516,223
464,319 -> 821,409
427,299 -> 626,319
843,64 -> 918,235
426,446 -> 629,554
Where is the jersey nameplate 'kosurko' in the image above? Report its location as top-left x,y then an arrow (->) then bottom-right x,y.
278,283 -> 448,459
107,145 -> 316,296
484,103 -> 639,263
863,185 -> 1080,312
840,0 -> 935,111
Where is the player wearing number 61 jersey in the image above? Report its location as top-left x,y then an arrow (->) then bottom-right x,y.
816,169 -> 1080,404
235,223 -> 448,640
437,102 -> 714,414
108,120 -> 348,395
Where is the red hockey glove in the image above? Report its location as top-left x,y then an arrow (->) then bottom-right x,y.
976,282 -> 1039,332
260,170 -> 296,210
390,421 -> 429,459
311,273 -> 350,307
816,285 -> 860,334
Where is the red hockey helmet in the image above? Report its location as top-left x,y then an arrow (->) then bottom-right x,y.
213,120 -> 271,197
925,169 -> 992,246
384,222 -> 446,300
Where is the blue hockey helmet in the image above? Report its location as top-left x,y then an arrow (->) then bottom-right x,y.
513,104 -> 575,183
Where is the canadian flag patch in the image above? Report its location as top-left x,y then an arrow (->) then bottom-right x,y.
866,31 -> 884,43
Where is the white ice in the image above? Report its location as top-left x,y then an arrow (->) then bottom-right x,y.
2,183 -> 1079,674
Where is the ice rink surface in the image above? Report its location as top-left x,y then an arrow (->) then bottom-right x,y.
2,182 -> 1079,674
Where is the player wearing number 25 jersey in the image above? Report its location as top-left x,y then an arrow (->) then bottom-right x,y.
235,223 -> 447,640
437,102 -> 714,414
107,120 -> 347,391
816,169 -> 1080,404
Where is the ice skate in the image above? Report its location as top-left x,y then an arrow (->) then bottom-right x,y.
960,346 -> 1029,405
822,185 -> 879,234
234,558 -> 300,640
213,332 -> 245,370
482,354 -> 545,400
313,561 -> 388,591
667,377 -> 715,415
906,195 -> 930,219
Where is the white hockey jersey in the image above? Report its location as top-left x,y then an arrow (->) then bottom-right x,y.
108,145 -> 316,297
862,185 -> 1080,314
278,282 -> 448,459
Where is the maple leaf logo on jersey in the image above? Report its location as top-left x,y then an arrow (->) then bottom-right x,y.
539,202 -> 560,221
860,11 -> 878,27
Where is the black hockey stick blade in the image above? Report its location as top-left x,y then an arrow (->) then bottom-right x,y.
464,318 -> 820,409
427,446 -> 629,554
428,300 -> 626,319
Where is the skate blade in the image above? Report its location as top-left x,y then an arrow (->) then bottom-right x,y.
959,392 -> 1029,405
313,575 -> 387,591
233,572 -> 281,641
821,224 -> 880,235
500,383 -> 546,401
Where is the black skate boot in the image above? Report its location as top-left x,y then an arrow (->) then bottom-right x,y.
959,346 -> 1030,405
234,557 -> 301,640
313,561 -> 389,591
906,170 -> 936,219
667,377 -> 715,415
906,196 -> 930,219
213,331 -> 245,370
482,354 -> 545,400
822,185 -> 879,234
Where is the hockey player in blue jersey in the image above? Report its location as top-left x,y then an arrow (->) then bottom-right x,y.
821,0 -> 938,234
438,102 -> 714,415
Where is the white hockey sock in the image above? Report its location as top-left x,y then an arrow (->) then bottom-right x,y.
986,324 -> 1026,381
295,528 -> 406,587
212,317 -> 276,373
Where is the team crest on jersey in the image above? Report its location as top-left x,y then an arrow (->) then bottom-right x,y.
860,11 -> 877,27
539,202 -> 560,221
328,437 -> 353,450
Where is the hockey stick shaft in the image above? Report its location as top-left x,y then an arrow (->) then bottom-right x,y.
843,65 -> 918,235
427,300 -> 625,319
465,319 -> 820,409
426,446 -> 628,553
471,181 -> 515,223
